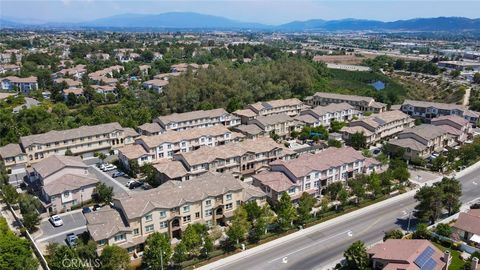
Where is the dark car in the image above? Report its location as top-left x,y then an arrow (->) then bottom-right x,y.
82,207 -> 92,214
112,171 -> 126,178
129,181 -> 144,189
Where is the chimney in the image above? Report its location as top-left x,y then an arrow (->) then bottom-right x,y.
443,251 -> 451,267
472,257 -> 479,270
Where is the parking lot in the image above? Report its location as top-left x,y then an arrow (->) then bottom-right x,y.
88,166 -> 132,196
34,211 -> 87,245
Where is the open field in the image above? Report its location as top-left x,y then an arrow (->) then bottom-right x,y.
313,53 -> 376,65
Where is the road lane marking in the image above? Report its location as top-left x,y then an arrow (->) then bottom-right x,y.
268,230 -> 351,263
282,257 -> 288,264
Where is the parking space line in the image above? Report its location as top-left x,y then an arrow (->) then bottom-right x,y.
35,226 -> 87,243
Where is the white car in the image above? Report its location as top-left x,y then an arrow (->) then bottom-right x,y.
49,215 -> 63,227
125,180 -> 136,188
102,164 -> 117,172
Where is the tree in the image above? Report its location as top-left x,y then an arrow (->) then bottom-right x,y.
182,224 -> 204,256
435,223 -> 452,237
48,245 -> 85,270
297,192 -> 315,225
349,132 -> 367,150
275,192 -> 297,231
172,242 -> 188,264
18,194 -> 41,231
414,185 -> 444,224
227,206 -> 250,245
201,236 -> 214,258
143,232 -> 172,270
100,245 -> 130,270
326,182 -> 343,201
66,93 -> 77,106
348,177 -> 366,203
93,182 -> 113,204
1,184 -> 19,205
473,72 -> 480,84
344,240 -> 370,270
383,229 -> 404,241
450,70 -> 461,78
76,239 -> 97,262
0,217 -> 38,270
330,120 -> 346,133
94,152 -> 107,163
141,164 -> 160,188
439,177 -> 462,215
413,223 -> 431,240
338,189 -> 349,207
328,139 -> 342,148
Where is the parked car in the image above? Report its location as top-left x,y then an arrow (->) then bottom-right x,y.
142,183 -> 153,190
49,215 -> 63,227
126,180 -> 136,188
98,163 -> 108,170
102,164 -> 117,172
112,171 -> 125,178
82,207 -> 92,214
66,233 -> 78,247
129,181 -> 144,189
93,204 -> 102,211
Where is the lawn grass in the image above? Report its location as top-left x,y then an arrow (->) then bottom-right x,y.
432,242 -> 465,270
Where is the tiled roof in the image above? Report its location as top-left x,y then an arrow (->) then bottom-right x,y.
431,115 -> 469,127
85,208 -> 131,241
402,99 -> 479,118
312,92 -> 375,103
1,76 -> 37,83
249,98 -> 302,112
400,124 -> 447,140
388,138 -> 429,151
32,155 -> 87,178
340,126 -> 373,136
138,123 -> 163,133
359,110 -> 411,129
43,174 -> 98,195
453,209 -> 480,235
0,143 -> 24,158
233,124 -> 265,136
156,108 -> 229,125
118,144 -> 151,160
153,160 -> 188,179
252,113 -> 294,126
253,171 -> 296,192
233,109 -> 257,118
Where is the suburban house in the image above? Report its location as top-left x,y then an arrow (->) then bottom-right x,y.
305,92 -> 386,113
0,64 -> 21,74
368,239 -> 449,270
91,85 -> 117,97
19,122 -> 138,164
142,79 -> 169,93
88,65 -> 124,85
248,113 -> 301,138
153,160 -> 190,183
173,137 -> 295,179
135,125 -> 243,162
233,98 -> 304,124
452,209 -> 480,247
232,124 -> 267,139
431,115 -> 473,145
137,123 -> 164,136
341,110 -> 415,145
401,99 -> 479,126
0,76 -> 38,93
153,108 -> 240,131
118,144 -> 155,169
63,88 -> 84,99
298,102 -> 360,127
54,78 -> 82,89
28,155 -> 99,214
85,172 -> 266,255
387,124 -> 450,160
54,64 -> 87,80
0,143 -> 28,174
253,147 -> 382,202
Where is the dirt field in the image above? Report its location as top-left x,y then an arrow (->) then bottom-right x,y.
313,53 -> 376,65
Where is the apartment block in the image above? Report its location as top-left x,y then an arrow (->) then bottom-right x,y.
248,113 -> 301,137
153,108 -> 240,131
298,102 -> 360,127
0,76 -> 38,93
86,173 -> 266,255
173,137 -> 295,179
19,123 -> 138,164
118,144 -> 155,169
340,110 -> 414,145
0,143 -> 28,175
137,122 -> 164,136
387,124 -> 450,160
401,99 -> 479,125
431,115 -> 473,145
305,92 -> 386,113
253,147 -> 382,202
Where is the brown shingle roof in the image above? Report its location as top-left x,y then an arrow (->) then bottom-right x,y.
32,155 -> 87,178
253,171 -> 296,192
156,108 -> 229,125
453,209 -> 480,235
85,208 -> 131,241
43,174 -> 98,195
118,144 -> 151,160
0,143 -> 24,158
138,123 -> 163,133
153,160 -> 188,179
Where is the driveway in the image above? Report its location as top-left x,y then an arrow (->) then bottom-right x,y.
34,210 -> 87,245
88,166 -> 131,196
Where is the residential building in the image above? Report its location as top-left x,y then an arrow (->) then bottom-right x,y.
55,64 -> 87,80
0,49 -> 22,63
368,239 -> 449,270
54,78 -> 82,89
248,113 -> 301,138
86,172 -> 266,254
20,122 -> 137,164
232,124 -> 266,139
153,108 -> 240,131
153,160 -> 189,183
0,143 -> 27,174
452,209 -> 480,246
118,144 -> 155,169
253,147 -> 381,202
387,124 -> 449,160
305,92 -> 386,113
28,155 -> 99,214
63,88 -> 84,99
136,125 -> 243,162
0,64 -> 20,74
137,123 -> 164,136
341,110 -> 414,145
401,99 -> 479,125
246,98 -> 304,117
91,85 -> 117,97
0,76 -> 38,93
173,137 -> 295,179
142,79 -> 169,93
298,102 -> 360,127
431,115 -> 473,145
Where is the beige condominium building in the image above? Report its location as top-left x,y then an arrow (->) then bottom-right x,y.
153,108 -> 240,131
297,102 -> 360,127
85,172 -> 266,255
248,113 -> 302,138
340,110 -> 414,145
304,92 -> 386,113
19,122 -> 138,164
173,137 -> 295,179
0,143 -> 28,175
401,99 -> 479,125
234,98 -> 304,124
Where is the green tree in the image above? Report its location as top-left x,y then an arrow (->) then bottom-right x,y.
275,192 -> 297,231
182,224 -> 204,256
143,232 -> 172,270
172,242 -> 188,264
344,240 -> 370,270
48,245 -> 85,270
414,185 -> 444,224
338,189 -> 349,207
201,236 -> 214,258
330,120 -> 346,133
76,239 -> 97,262
439,177 -> 462,215
93,182 -> 114,204
100,245 -> 130,270
94,152 -> 107,163
328,139 -> 342,148
0,217 -> 38,270
1,184 -> 19,205
349,132 -> 367,150
473,72 -> 480,84
296,192 -> 315,225
383,229 -> 404,241
325,182 -> 343,201
227,206 -> 250,245
413,223 -> 431,239
435,223 -> 452,237
141,164 -> 160,188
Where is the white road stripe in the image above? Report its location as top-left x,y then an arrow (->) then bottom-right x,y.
35,225 -> 87,242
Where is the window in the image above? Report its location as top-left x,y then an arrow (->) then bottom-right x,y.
288,187 -> 296,194
195,212 -> 200,219
145,224 -> 154,233
225,203 -> 233,210
226,194 -> 232,201
205,200 -> 212,207
205,209 -> 212,217
97,239 -> 106,246
145,214 -> 153,222
133,228 -> 139,235
114,233 -> 126,242
305,183 -> 311,189
160,221 -> 168,229
183,215 -> 191,223
183,205 -> 190,213
159,211 -> 166,218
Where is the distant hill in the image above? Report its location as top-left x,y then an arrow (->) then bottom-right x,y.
1,13 -> 479,32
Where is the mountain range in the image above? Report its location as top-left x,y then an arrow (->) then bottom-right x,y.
1,12 -> 480,32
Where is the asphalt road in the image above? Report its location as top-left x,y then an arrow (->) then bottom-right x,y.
206,167 -> 480,270
35,211 -> 87,245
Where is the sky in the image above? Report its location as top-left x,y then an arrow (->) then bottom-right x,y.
1,0 -> 480,25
